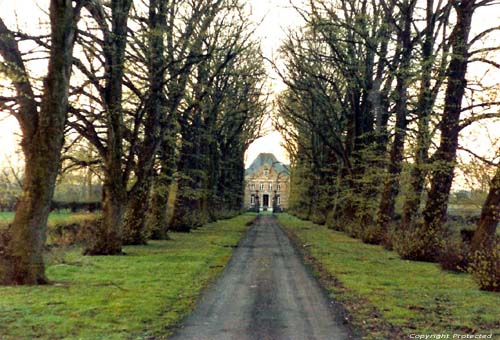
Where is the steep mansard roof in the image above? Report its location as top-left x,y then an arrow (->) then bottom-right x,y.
245,153 -> 288,177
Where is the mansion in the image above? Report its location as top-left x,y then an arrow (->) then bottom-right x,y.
244,153 -> 289,211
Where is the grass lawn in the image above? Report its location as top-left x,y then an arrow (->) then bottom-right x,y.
277,214 -> 500,340
0,213 -> 254,340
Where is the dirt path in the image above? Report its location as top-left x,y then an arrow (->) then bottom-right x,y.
170,215 -> 355,340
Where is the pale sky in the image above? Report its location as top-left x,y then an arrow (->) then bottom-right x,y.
245,0 -> 300,166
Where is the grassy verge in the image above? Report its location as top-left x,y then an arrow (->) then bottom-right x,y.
0,212 -> 96,227
277,214 -> 500,340
0,213 -> 254,340
0,212 -> 98,246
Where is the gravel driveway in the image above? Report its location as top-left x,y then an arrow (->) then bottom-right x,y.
170,215 -> 355,340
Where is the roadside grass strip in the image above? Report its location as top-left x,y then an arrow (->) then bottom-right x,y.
0,214 -> 254,340
0,212 -> 96,229
277,214 -> 500,340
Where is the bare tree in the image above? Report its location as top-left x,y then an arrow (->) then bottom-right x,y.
0,0 -> 83,284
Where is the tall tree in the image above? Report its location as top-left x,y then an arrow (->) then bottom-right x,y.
418,0 -> 478,260
373,0 -> 417,242
124,0 -> 231,241
170,9 -> 267,231
79,0 -> 133,255
401,0 -> 452,229
0,0 -> 83,284
121,0 -> 168,245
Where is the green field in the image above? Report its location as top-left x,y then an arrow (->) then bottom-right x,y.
277,214 -> 500,340
0,213 -> 254,340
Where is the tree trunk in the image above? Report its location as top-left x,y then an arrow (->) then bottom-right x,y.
122,177 -> 152,245
84,0 -> 132,255
470,165 -> 500,252
374,0 -> 415,239
401,0 -> 441,229
419,1 -> 474,260
122,0 -> 166,244
0,0 -> 79,284
146,110 -> 181,237
84,175 -> 125,255
148,166 -> 172,240
170,125 -> 204,232
3,146 -> 61,284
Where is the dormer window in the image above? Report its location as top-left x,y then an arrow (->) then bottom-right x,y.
264,168 -> 269,176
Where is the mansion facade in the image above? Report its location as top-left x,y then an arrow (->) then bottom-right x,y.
244,153 -> 289,211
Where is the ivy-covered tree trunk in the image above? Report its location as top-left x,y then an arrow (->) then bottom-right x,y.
170,112 -> 206,232
122,174 -> 152,245
83,0 -> 132,255
205,136 -> 221,220
147,137 -> 176,240
0,0 -> 80,284
418,0 -> 474,260
122,0 -> 167,245
148,178 -> 171,239
402,0 -> 446,229
218,144 -> 245,213
374,0 -> 415,241
470,165 -> 500,252
90,173 -> 126,255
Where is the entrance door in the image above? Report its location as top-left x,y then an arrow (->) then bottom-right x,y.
263,194 -> 269,207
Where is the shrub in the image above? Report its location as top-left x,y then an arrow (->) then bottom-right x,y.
437,237 -> 470,272
469,241 -> 500,292
310,212 -> 326,225
0,226 -> 12,282
344,220 -> 364,239
391,223 -> 443,262
82,218 -> 109,254
291,210 -> 311,222
211,209 -> 243,221
47,215 -> 98,247
171,209 -> 210,232
361,223 -> 384,245
0,225 -> 11,257
48,223 -> 81,246
460,228 -> 475,244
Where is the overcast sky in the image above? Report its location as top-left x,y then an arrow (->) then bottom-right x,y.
245,0 -> 300,166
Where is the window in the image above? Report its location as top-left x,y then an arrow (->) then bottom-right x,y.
277,183 -> 281,191
260,183 -> 264,191
264,168 -> 269,176
251,183 -> 256,190
251,195 -> 255,205
269,183 -> 272,191
277,196 -> 281,205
